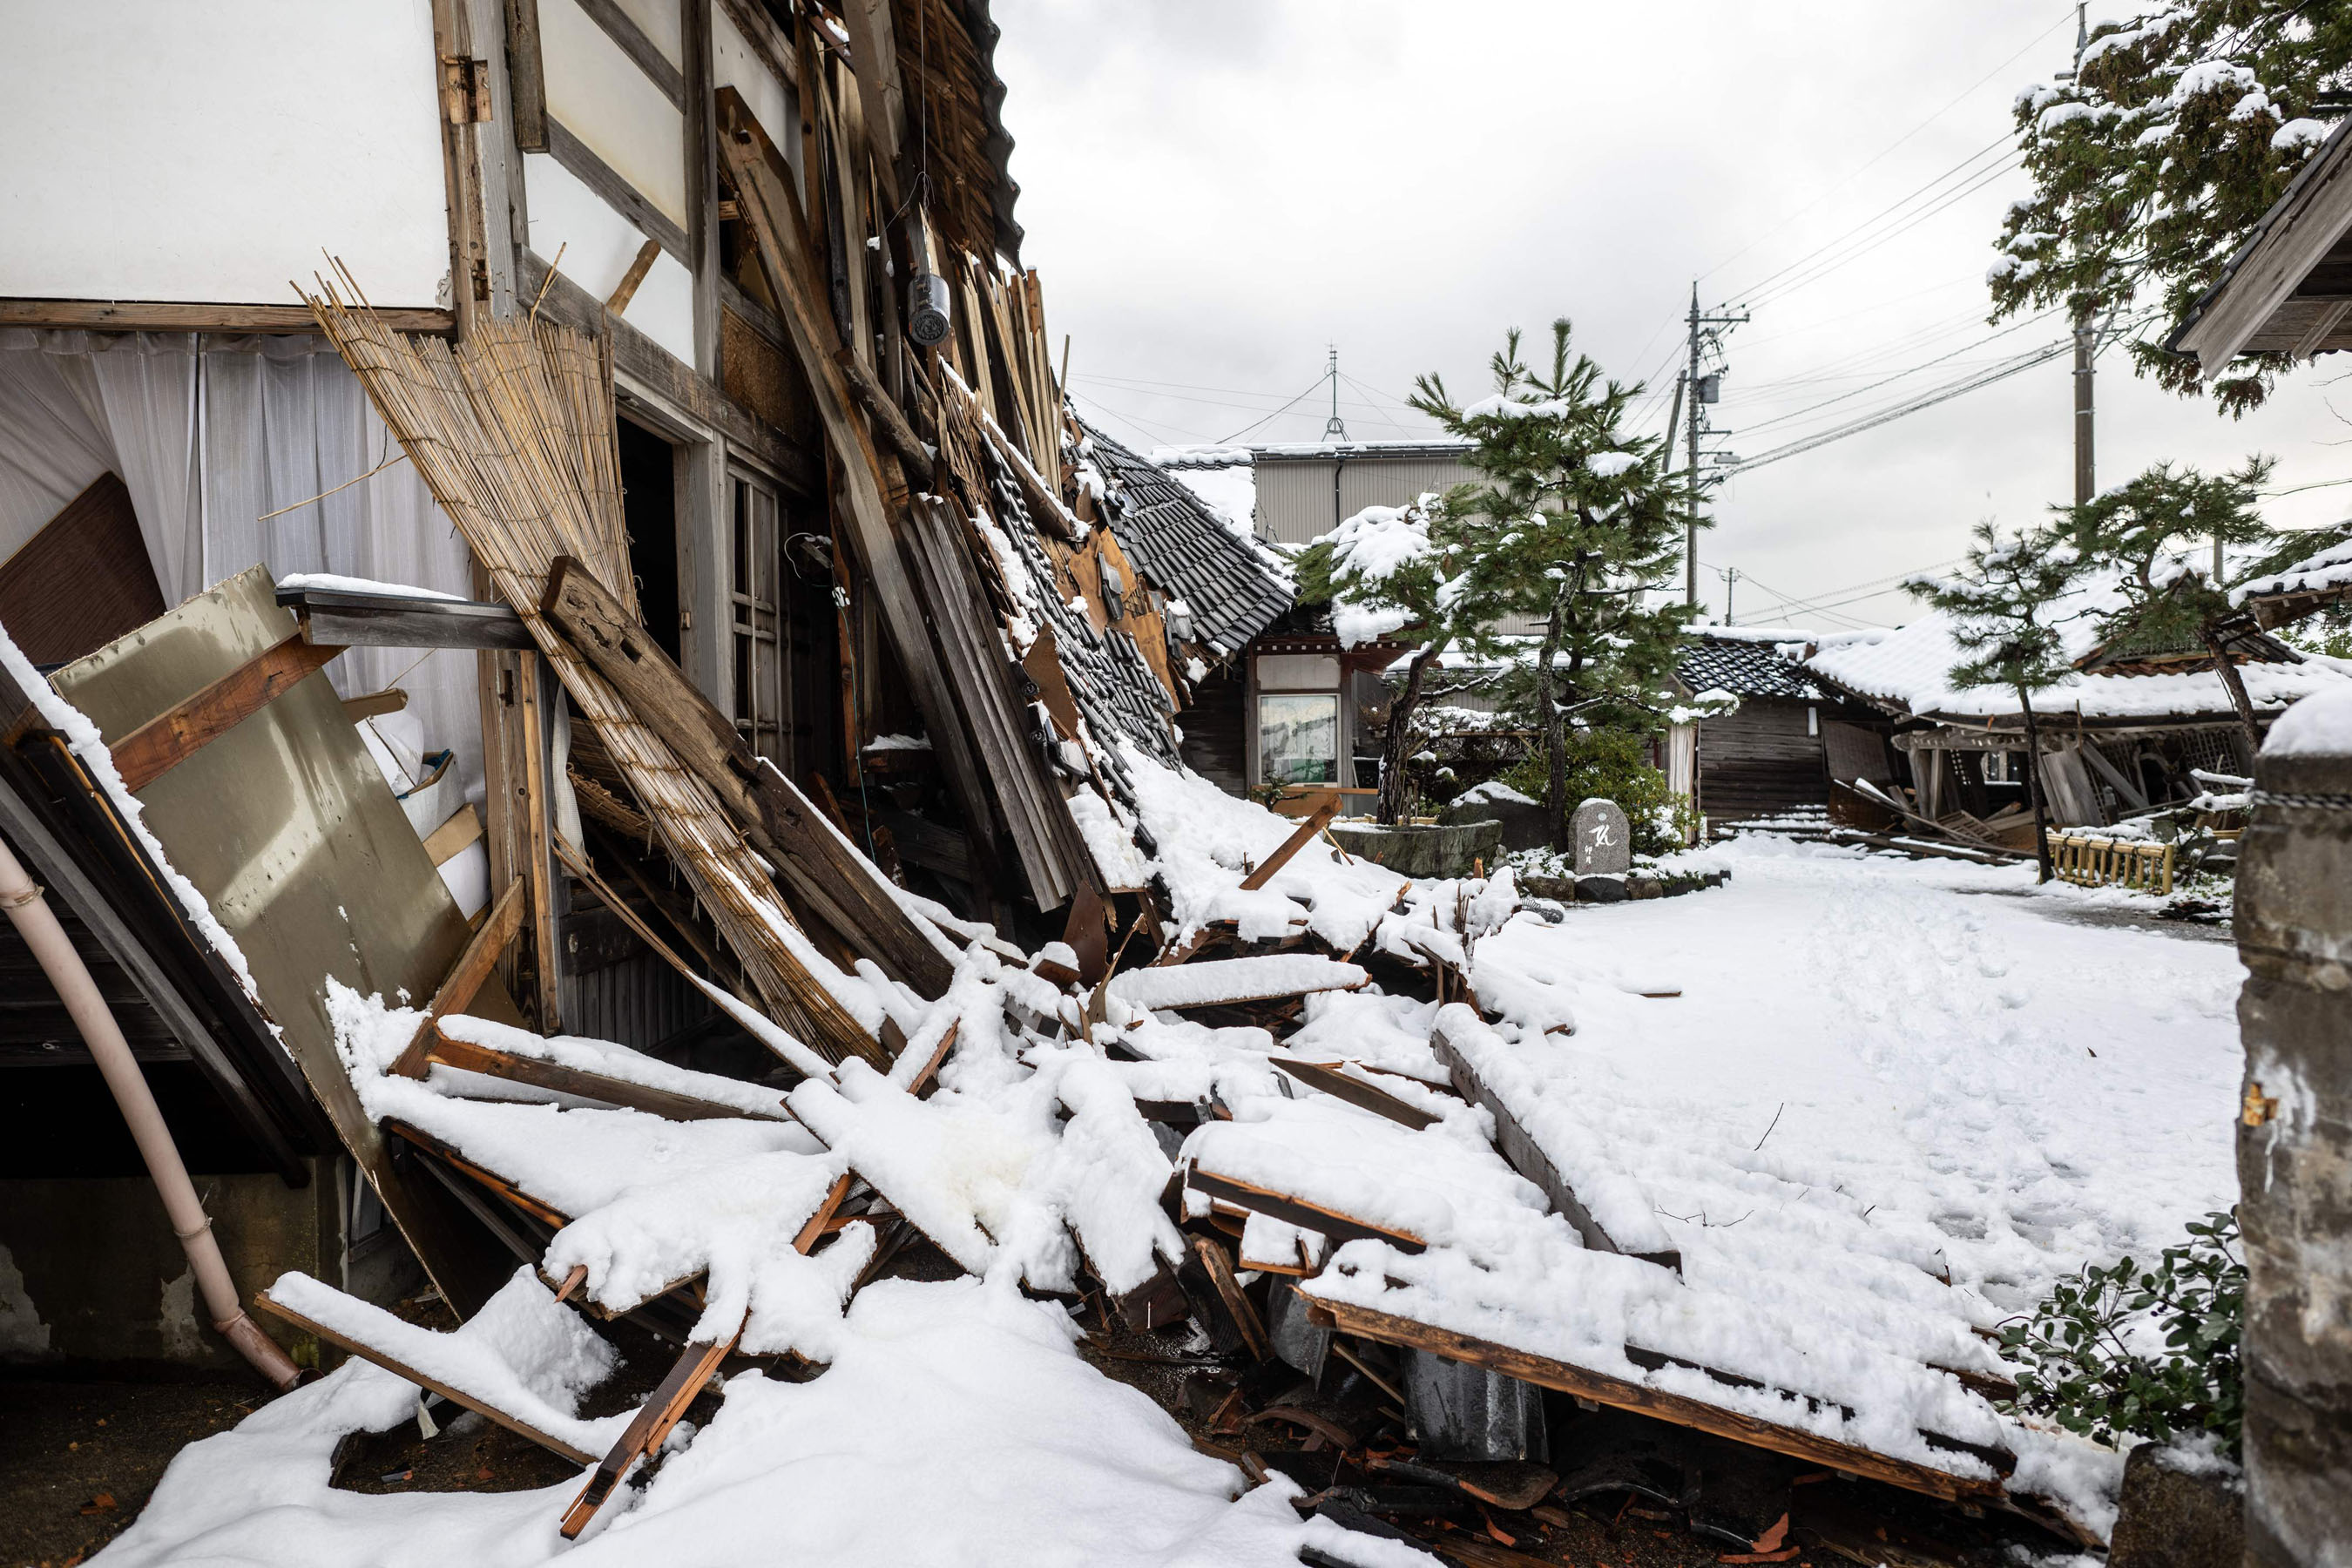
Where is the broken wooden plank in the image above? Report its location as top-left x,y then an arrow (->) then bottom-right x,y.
1185,1167 -> 1426,1255
1309,1296 -> 2005,1507
1430,1013 -> 1680,1274
107,633 -> 342,793
423,1029 -> 787,1122
1268,1057 -> 1437,1132
1106,956 -> 1366,1013
1239,799 -> 1341,892
253,1288 -> 599,1464
541,554 -> 952,1002
560,1324 -> 740,1538
605,238 -> 661,314
1183,1234 -> 1270,1362
385,1119 -> 571,1229
390,877 -> 528,1079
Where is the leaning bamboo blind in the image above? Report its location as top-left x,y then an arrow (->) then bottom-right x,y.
304,266 -> 880,1067
2045,828 -> 2176,896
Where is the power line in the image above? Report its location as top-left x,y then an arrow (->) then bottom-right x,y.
1738,147 -> 2025,314
1738,307 -> 2065,437
1214,369 -> 1340,444
1698,3 -> 2074,286
1724,338 -> 2075,476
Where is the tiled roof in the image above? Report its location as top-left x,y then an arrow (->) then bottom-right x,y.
1080,424 -> 1294,661
1676,634 -> 1827,700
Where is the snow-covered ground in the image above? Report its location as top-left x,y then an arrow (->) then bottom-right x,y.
1544,833 -> 2243,1316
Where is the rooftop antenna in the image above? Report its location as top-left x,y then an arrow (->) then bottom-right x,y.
1322,346 -> 1348,442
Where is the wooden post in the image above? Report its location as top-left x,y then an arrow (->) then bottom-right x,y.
517,653 -> 561,1030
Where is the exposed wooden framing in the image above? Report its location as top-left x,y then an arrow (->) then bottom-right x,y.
572,0 -> 685,105
1311,1297 -> 2003,1506
835,348 -> 929,473
540,554 -> 954,998
1268,1058 -> 1436,1131
826,61 -> 874,370
838,0 -> 906,197
388,1119 -> 571,1228
605,239 -> 662,314
464,0 -> 524,316
502,0 -> 549,151
1192,1235 -> 1271,1362
254,1290 -> 598,1463
714,88 -> 1017,900
517,658 -> 562,1034
0,770 -> 306,1179
107,636 -> 343,794
424,804 -> 485,867
560,1326 -> 740,1538
390,878 -> 529,1079
426,1027 -> 784,1120
683,0 -> 720,375
1186,1167 -> 1425,1254
544,118 -> 692,263
521,252 -> 818,497
1239,801 -> 1341,892
572,824 -> 749,997
429,0 -> 495,327
0,300 -> 452,335
1429,1019 -> 1682,1274
713,0 -> 799,91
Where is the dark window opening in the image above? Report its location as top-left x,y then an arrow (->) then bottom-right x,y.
619,417 -> 680,662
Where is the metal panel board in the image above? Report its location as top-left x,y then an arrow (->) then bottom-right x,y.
48,564 -> 508,1314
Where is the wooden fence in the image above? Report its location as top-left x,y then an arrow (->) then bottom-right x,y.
2045,830 -> 2175,896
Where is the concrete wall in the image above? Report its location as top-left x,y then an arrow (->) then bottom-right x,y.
0,1159 -> 347,1374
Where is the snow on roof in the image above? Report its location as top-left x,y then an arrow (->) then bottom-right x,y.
1803,564 -> 2352,724
2234,531 -> 2352,605
1247,438 -> 1477,461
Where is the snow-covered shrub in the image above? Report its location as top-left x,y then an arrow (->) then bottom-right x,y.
2000,1208 -> 2243,1456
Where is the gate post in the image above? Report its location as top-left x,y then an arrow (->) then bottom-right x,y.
2234,691 -> 2352,1567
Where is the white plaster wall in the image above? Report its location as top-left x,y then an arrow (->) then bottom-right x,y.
541,0 -> 688,228
0,0 -> 450,308
523,154 -> 696,366
713,3 -> 794,161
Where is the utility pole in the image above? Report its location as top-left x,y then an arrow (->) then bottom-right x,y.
2071,3 -> 2096,508
1716,565 -> 1741,624
1682,283 -> 1748,605
1323,346 -> 1347,441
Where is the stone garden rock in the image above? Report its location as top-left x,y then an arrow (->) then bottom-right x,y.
2109,1438 -> 2242,1568
1572,799 -> 1632,876
1328,819 -> 1504,881
1440,783 -> 1551,854
1574,875 -> 1626,904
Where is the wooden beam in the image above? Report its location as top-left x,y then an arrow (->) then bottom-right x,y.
714,87 -> 1017,902
571,0 -> 684,106
254,1290 -> 598,1463
1239,800 -> 1341,892
605,239 -> 662,314
1429,1019 -> 1681,1274
1311,1296 -> 2004,1506
0,299 -> 452,335
561,1325 -> 739,1538
279,586 -> 535,651
1185,1167 -> 1425,1254
390,878 -> 527,1079
837,0 -> 906,199
544,118 -> 691,263
517,656 -> 562,1030
1267,1057 -> 1436,1131
539,555 -> 955,998
107,635 -> 341,794
712,0 -> 798,90
387,1119 -> 571,1229
425,1027 -> 784,1121
835,347 -> 930,473
502,0 -> 549,151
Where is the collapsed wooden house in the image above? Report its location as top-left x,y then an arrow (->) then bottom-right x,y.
0,6 -> 2129,1558
1666,630 -> 1893,831
1799,568 -> 2349,843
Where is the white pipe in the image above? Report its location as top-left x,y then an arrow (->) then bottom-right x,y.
0,835 -> 301,1390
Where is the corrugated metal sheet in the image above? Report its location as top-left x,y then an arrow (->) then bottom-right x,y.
559,950 -> 708,1052
1254,455 -> 1480,546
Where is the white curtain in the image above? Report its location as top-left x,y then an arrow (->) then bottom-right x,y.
0,329 -> 483,811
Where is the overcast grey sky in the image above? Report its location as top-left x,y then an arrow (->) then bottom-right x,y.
990,0 -> 2350,630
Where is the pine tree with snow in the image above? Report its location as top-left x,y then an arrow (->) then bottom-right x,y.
1990,3 -> 2352,414
2065,456 -> 2277,748
1409,320 -> 1690,851
1907,524 -> 2088,883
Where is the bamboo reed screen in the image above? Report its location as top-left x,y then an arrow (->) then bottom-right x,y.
306,267 -> 881,1068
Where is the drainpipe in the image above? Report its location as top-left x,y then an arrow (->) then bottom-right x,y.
0,835 -> 301,1390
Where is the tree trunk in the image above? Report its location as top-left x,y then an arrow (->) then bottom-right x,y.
1376,642 -> 1442,826
2201,620 -> 2264,759
2017,685 -> 2056,885
1537,586 -> 1570,851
